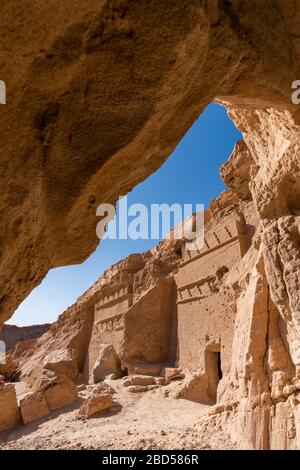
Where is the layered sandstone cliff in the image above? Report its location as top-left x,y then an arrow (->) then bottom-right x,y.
1,0 -> 300,451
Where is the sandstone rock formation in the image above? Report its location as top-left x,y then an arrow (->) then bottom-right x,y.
220,140 -> 253,201
0,324 -> 50,352
39,373 -> 78,411
79,383 -> 115,418
43,348 -> 78,381
0,383 -> 20,432
1,0 -> 300,327
1,175 -> 300,448
2,0 -> 300,451
6,296 -> 95,386
92,344 -> 121,383
20,391 -> 49,425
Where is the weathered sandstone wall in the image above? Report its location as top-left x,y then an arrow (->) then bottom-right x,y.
1,0 -> 300,326
2,0 -> 300,450
209,108 -> 300,449
0,324 -> 50,352
175,195 -> 254,373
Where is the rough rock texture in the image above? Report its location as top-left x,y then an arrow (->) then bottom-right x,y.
0,352 -> 19,380
3,237 -> 181,390
1,179 -> 300,448
209,107 -> 300,450
0,324 -> 50,351
84,239 -> 182,381
123,375 -> 155,387
0,383 -> 20,432
9,296 -> 95,387
79,383 -> 115,418
1,0 -> 300,327
2,0 -> 300,450
92,344 -> 121,383
20,391 -> 49,425
1,183 -> 300,448
43,348 -> 78,381
220,140 -> 253,201
39,373 -> 78,411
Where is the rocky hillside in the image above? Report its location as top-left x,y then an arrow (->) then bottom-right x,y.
1,1 -> 300,451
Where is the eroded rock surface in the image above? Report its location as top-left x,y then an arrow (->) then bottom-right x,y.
39,373 -> 78,411
79,383 -> 116,418
2,0 -> 300,451
1,0 -> 300,326
1,177 -> 300,449
0,324 -> 50,352
20,391 -> 49,425
92,344 -> 121,383
0,383 -> 20,432
43,348 -> 78,381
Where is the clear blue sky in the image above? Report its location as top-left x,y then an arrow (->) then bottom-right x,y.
9,103 -> 241,326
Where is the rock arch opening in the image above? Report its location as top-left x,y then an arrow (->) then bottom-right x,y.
6,103 -> 241,328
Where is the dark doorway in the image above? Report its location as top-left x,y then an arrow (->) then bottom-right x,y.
205,348 -> 222,404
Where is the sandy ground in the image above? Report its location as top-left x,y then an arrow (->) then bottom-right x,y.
0,379 -> 236,450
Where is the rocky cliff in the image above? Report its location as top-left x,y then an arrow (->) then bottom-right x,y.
0,324 -> 50,352
1,0 -> 300,325
1,0 -> 300,450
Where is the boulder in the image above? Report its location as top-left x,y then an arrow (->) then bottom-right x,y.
79,383 -> 115,418
40,374 -> 78,411
43,348 -> 78,381
0,383 -> 20,432
20,391 -> 49,425
92,344 -> 121,383
127,385 -> 159,393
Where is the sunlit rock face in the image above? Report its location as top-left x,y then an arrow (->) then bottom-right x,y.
1,0 -> 300,449
1,0 -> 300,324
212,106 -> 300,450
0,324 -> 50,351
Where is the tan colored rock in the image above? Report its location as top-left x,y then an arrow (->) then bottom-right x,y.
175,372 -> 211,404
0,324 -> 50,352
161,368 -> 184,383
92,344 -> 121,383
127,385 -> 159,394
1,0 -> 298,331
40,374 -> 78,411
20,391 -> 49,425
127,364 -> 163,377
1,2 -> 300,450
43,348 -> 78,381
3,100 -> 300,451
0,354 -> 19,381
18,302 -> 94,388
123,375 -> 155,387
79,383 -> 115,418
0,383 -> 20,432
153,377 -> 165,386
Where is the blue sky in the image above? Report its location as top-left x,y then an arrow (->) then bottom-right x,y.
9,103 -> 241,326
